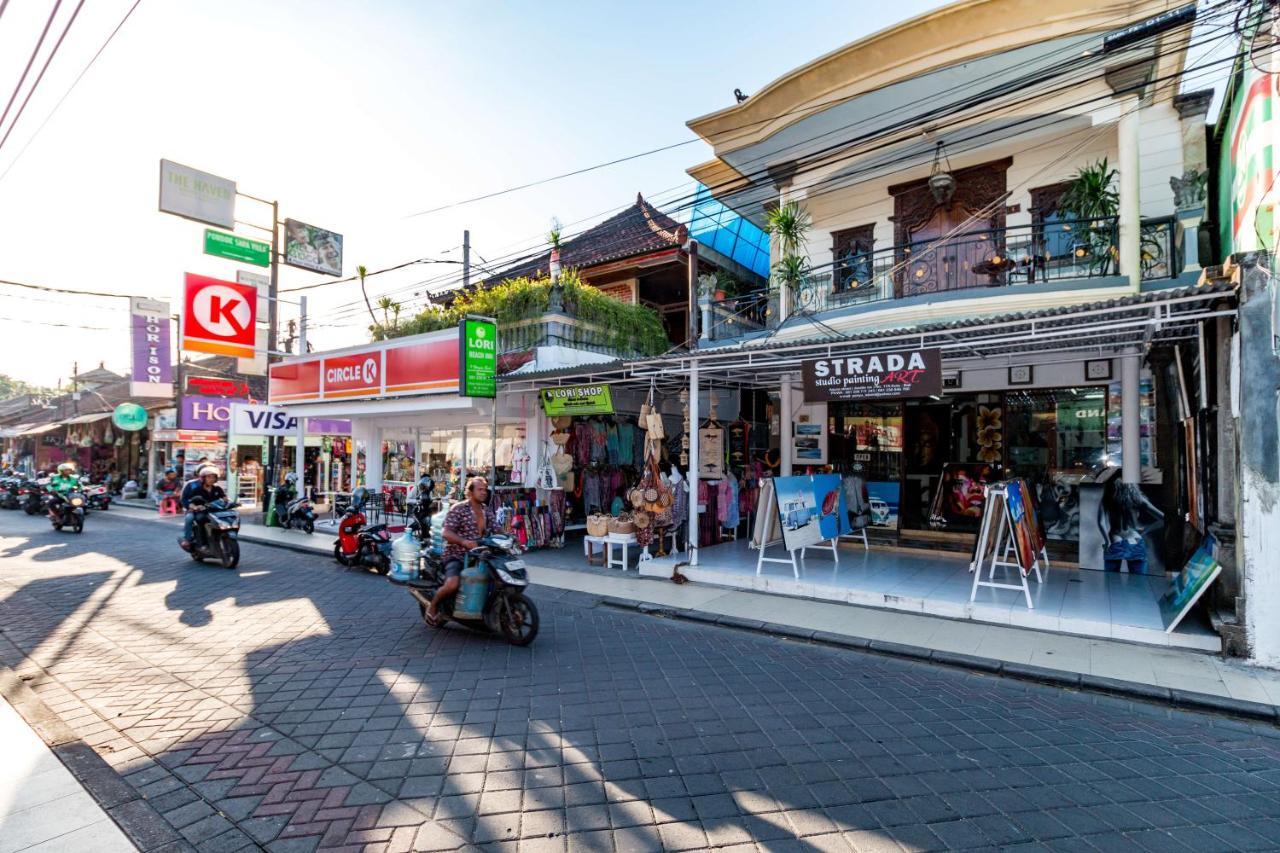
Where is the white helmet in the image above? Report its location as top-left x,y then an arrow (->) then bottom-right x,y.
284,472 -> 298,483
197,465 -> 220,479
57,462 -> 75,474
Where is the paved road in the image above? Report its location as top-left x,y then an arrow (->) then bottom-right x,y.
0,510 -> 1278,853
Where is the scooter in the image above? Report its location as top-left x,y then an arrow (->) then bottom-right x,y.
333,488 -> 391,573
0,477 -> 20,509
46,489 -> 86,533
80,478 -> 111,511
181,497 -> 241,569
275,480 -> 316,534
22,479 -> 48,515
400,533 -> 540,647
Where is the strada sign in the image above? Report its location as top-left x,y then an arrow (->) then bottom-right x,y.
269,327 -> 461,405
182,273 -> 257,359
802,347 -> 943,402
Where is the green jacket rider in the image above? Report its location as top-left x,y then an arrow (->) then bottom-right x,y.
49,463 -> 79,494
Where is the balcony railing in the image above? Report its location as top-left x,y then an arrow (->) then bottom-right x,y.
704,216 -> 1181,341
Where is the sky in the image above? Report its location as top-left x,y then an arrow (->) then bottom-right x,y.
0,0 -> 1230,388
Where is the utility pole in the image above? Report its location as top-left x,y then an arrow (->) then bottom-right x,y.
462,229 -> 470,289
295,294 -> 307,491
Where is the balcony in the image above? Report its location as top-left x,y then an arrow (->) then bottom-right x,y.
704,216 -> 1182,341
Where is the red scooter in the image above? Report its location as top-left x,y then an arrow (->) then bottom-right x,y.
333,487 -> 391,574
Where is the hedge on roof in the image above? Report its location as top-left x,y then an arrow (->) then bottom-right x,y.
381,269 -> 670,356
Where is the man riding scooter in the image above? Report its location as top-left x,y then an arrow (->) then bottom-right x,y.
46,462 -> 80,521
425,477 -> 495,628
179,466 -> 226,551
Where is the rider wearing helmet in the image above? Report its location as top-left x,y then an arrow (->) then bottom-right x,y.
180,465 -> 226,548
49,462 -> 79,494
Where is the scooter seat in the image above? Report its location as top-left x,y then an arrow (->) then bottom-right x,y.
364,524 -> 388,535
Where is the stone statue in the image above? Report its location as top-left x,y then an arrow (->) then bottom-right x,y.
1170,168 -> 1207,211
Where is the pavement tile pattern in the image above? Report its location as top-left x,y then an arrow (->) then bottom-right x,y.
1,511 -> 1279,852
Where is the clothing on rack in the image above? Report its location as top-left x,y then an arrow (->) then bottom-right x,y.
589,420 -> 608,465
617,421 -> 635,466
606,424 -> 621,465
843,474 -> 871,529
717,472 -> 740,529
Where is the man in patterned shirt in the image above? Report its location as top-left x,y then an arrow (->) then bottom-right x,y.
427,477 -> 495,626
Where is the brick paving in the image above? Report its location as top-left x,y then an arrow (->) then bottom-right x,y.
1,510 -> 1279,852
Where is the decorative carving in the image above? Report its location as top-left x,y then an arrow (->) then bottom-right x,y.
1029,182 -> 1072,222
1170,168 -> 1207,211
831,224 -> 875,292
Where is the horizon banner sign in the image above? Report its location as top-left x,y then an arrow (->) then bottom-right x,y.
182,273 -> 257,359
180,395 -> 250,432
129,297 -> 172,398
158,160 -> 235,228
230,403 -> 350,437
459,317 -> 497,398
204,229 -> 270,267
269,327 -> 461,405
801,347 -> 943,403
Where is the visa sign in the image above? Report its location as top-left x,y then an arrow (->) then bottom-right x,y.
231,403 -> 302,436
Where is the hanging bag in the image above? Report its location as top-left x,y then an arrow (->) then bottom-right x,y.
535,440 -> 558,490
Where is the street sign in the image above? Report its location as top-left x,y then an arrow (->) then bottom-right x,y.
112,403 -> 148,432
541,384 -> 614,416
182,273 -> 257,359
204,229 -> 270,267
459,317 -> 497,398
158,160 -> 235,228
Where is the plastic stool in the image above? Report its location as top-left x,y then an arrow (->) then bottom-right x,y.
158,495 -> 180,516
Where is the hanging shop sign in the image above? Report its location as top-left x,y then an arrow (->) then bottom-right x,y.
180,395 -> 250,432
182,273 -> 257,359
269,327 -> 460,405
459,316 -> 498,399
111,402 -> 149,432
204,229 -> 270,267
129,297 -> 172,398
801,347 -> 942,402
185,376 -> 252,397
540,384 -> 614,416
158,160 -> 235,228
283,219 -> 343,276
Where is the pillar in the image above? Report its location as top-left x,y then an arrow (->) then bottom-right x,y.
1121,351 -> 1141,483
688,360 -> 700,566
1118,103 -> 1141,290
352,419 -> 379,492
780,377 -> 794,477
295,418 -> 307,496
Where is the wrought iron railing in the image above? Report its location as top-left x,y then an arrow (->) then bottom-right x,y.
705,216 -> 1182,340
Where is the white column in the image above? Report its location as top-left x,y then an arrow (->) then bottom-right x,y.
1121,352 -> 1141,484
780,377 -> 794,477
1118,103 -> 1141,290
360,422 -> 382,492
688,360 -> 700,566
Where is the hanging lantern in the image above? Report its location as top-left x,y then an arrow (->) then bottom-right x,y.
928,140 -> 956,206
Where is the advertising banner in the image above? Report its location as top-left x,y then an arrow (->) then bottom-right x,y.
773,474 -> 850,551
182,273 -> 257,359
284,219 -> 343,276
459,317 -> 498,398
230,403 -> 352,437
158,160 -> 235,228
541,384 -> 614,416
180,395 -> 249,432
269,328 -> 460,405
802,347 -> 942,402
204,229 -> 270,267
129,297 -> 172,397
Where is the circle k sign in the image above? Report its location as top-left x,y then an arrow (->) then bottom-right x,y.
182,273 -> 257,359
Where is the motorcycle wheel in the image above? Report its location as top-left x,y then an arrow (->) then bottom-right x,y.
303,520 -> 314,535
219,539 -> 240,569
374,557 -> 390,575
191,552 -> 205,563
72,518 -> 83,534
333,543 -> 349,566
498,594 -> 539,646
24,505 -> 38,516
51,521 -> 62,531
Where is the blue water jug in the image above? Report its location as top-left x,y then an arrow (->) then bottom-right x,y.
453,559 -> 489,620
388,530 -> 419,583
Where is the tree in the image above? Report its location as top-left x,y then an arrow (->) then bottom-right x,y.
0,374 -> 50,400
357,265 -> 377,328
766,201 -> 812,294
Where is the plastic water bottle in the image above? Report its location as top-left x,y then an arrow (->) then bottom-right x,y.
389,529 -> 420,583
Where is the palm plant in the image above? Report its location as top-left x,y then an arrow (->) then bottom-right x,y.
766,201 -> 813,298
1058,159 -> 1120,276
377,296 -> 402,332
357,265 -> 377,327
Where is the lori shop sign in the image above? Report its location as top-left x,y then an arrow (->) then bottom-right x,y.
802,347 -> 943,402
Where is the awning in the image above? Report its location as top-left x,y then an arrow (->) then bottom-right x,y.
63,412 -> 111,425
19,423 -> 62,436
0,423 -> 35,438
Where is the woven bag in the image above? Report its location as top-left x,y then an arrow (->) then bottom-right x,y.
586,514 -> 610,537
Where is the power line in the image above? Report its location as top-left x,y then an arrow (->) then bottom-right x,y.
0,0 -> 63,134
0,0 -> 144,184
0,0 -> 86,153
0,277 -> 153,300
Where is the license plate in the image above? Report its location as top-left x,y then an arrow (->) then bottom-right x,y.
505,560 -> 526,570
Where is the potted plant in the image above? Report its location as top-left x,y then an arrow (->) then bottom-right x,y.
766,201 -> 813,308
1058,158 -> 1119,276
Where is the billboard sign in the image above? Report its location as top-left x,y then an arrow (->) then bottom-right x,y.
283,218 -> 343,276
204,229 -> 270,267
802,347 -> 943,402
158,160 -> 235,228
182,273 -> 257,359
269,328 -> 460,405
180,395 -> 249,432
459,317 -> 497,398
129,297 -> 172,398
230,402 -> 351,437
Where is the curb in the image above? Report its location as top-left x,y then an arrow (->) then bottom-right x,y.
0,663 -> 181,852
599,599 -> 1280,726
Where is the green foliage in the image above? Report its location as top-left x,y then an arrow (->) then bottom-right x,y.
547,217 -> 563,249
386,270 -> 669,356
766,201 -> 812,292
1059,158 -> 1119,220
0,374 -> 50,400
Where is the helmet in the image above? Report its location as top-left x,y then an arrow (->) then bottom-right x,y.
284,472 -> 298,483
57,462 -> 75,474
164,468 -> 176,475
197,465 -> 220,479
351,486 -> 368,511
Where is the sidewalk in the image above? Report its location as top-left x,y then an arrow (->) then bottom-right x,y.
109,500 -> 1280,721
0,694 -> 136,853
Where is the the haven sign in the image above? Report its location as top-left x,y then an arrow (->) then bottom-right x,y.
801,347 -> 943,402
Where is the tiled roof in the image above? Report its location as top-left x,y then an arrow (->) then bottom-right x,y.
483,193 -> 687,284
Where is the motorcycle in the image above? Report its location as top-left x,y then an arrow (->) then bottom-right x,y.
275,483 -> 316,534
0,477 -> 20,510
333,489 -> 392,573
400,533 -> 540,647
46,489 -> 86,533
80,478 -> 111,511
21,480 -> 46,515
181,497 -> 241,569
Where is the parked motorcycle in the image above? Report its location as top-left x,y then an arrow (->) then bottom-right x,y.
181,497 -> 241,569
80,478 -> 111,511
400,533 -> 539,646
46,489 -> 86,533
275,477 -> 316,534
0,477 -> 21,510
23,478 -> 48,515
333,487 -> 391,573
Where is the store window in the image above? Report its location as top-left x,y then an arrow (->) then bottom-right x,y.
831,403 -> 903,531
381,434 -> 416,486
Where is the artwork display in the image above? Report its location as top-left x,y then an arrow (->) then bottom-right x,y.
928,463 -> 996,529
866,481 -> 900,529
698,426 -> 725,479
792,403 -> 828,464
844,415 -> 903,451
773,474 -> 850,551
1159,533 -> 1223,633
